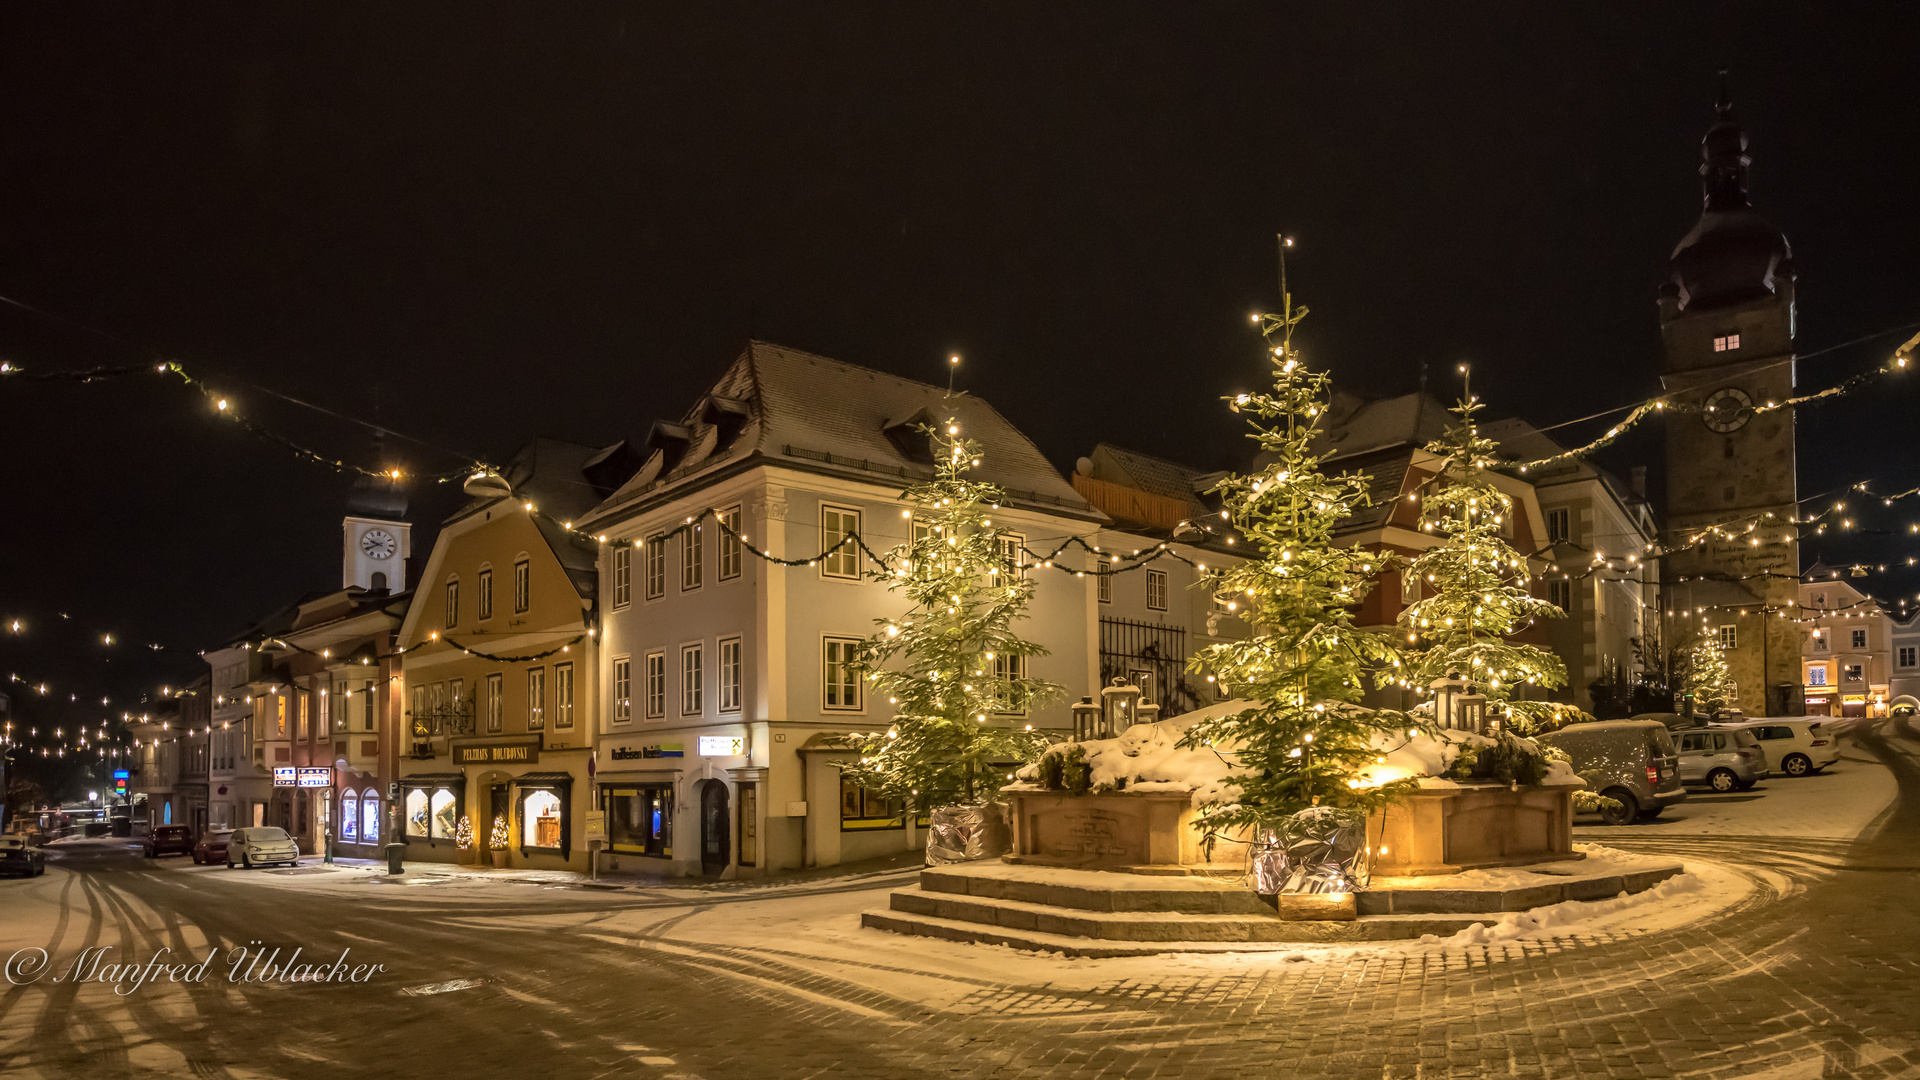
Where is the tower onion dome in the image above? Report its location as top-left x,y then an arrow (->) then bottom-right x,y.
1663,87 -> 1794,312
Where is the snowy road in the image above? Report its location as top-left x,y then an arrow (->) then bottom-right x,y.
3,715 -> 1918,1079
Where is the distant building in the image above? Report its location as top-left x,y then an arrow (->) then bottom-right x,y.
1798,566 -> 1896,718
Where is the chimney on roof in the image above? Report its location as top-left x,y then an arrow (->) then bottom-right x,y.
1630,466 -> 1648,498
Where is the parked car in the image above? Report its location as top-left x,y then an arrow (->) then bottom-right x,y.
144,824 -> 195,859
1536,719 -> 1687,825
192,829 -> 234,865
1712,718 -> 1840,777
226,827 -> 300,869
1674,727 -> 1769,791
0,836 -> 47,877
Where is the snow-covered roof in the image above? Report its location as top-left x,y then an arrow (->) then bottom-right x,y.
583,341 -> 1100,529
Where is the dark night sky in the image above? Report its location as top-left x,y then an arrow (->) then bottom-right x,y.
4,4 -> 1920,734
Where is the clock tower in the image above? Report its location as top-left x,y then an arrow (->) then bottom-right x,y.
343,475 -> 411,594
1657,87 -> 1800,716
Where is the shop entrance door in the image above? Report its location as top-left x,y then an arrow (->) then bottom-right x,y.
700,781 -> 730,876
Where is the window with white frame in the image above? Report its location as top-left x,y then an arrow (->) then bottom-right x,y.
1844,664 -> 1864,683
821,506 -> 862,579
644,539 -> 665,600
553,662 -> 574,728
681,644 -> 703,715
485,673 -> 503,733
644,651 -> 666,719
1718,624 -> 1737,650
1545,507 -> 1570,544
681,525 -> 702,590
612,657 -> 632,723
1807,665 -> 1828,686
1712,333 -> 1741,352
444,578 -> 459,629
823,637 -> 862,711
361,681 -> 374,731
1852,629 -> 1867,649
1814,631 -> 1829,652
719,636 -> 742,712
612,546 -> 631,609
477,567 -> 493,620
1146,569 -> 1168,612
449,679 -> 464,732
719,506 -> 742,580
1097,556 -> 1111,603
526,667 -> 546,730
513,558 -> 531,613
1899,646 -> 1916,668
997,533 -> 1027,578
1403,570 -> 1422,607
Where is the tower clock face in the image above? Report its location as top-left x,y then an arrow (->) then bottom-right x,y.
1701,387 -> 1755,433
360,529 -> 397,560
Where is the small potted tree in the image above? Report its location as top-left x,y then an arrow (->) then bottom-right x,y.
488,815 -> 510,869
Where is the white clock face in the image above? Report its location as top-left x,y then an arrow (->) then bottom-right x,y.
360,529 -> 397,560
1701,387 -> 1755,433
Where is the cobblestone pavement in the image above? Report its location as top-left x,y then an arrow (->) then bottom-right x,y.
4,717 -> 1918,1079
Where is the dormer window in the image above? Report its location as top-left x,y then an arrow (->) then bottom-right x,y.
1713,333 -> 1741,352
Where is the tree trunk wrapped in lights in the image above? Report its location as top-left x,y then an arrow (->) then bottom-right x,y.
1179,258 -> 1419,847
1686,633 -> 1734,719
837,407 -> 1061,813
1398,385 -> 1584,734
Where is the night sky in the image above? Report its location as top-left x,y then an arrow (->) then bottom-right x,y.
5,4 -> 1920,737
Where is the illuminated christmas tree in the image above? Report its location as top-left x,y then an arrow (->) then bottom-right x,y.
454,815 -> 474,849
489,815 -> 510,849
1687,633 -> 1734,718
1179,252 -> 1417,838
837,397 -> 1061,810
1397,379 -> 1580,733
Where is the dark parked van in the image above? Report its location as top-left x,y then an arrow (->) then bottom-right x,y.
1536,719 -> 1687,825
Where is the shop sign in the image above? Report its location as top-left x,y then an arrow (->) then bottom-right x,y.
296,768 -> 333,789
272,767 -> 297,787
611,743 -> 683,760
698,735 -> 744,757
453,739 -> 542,765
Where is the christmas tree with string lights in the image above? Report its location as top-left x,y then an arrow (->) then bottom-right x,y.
1397,381 -> 1581,734
1177,245 -> 1418,839
1686,632 -> 1734,719
836,402 -> 1061,811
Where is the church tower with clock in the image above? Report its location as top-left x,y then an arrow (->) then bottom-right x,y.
1657,88 -> 1801,716
342,474 -> 411,594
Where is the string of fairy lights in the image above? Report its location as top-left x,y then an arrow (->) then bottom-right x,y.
6,295 -> 1920,760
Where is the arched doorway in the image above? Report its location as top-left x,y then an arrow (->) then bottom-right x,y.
699,780 -> 730,877
1891,696 -> 1919,717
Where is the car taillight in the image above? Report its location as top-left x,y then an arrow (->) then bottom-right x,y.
1810,739 -> 1829,746
1646,765 -> 1660,784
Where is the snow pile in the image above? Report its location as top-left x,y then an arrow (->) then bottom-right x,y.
1011,699 -> 1582,808
1425,871 -> 1707,946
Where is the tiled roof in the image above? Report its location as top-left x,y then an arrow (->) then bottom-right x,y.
585,342 -> 1097,526
1314,392 -> 1453,465
1090,444 -> 1218,503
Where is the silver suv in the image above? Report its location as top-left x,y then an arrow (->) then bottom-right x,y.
1674,727 -> 1769,791
1537,719 -> 1687,825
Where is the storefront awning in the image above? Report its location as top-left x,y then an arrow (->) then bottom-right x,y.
514,772 -> 575,788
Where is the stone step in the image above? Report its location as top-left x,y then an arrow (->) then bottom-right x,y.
1358,865 -> 1684,915
888,885 -> 1495,944
919,865 -> 1270,914
862,905 -> 1502,956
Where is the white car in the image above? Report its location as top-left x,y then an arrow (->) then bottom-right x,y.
226,827 -> 300,869
1714,719 -> 1840,777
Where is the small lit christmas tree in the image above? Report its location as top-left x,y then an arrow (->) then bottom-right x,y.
838,397 -> 1061,811
1179,251 -> 1416,839
489,815 -> 510,849
454,815 -> 474,849
1398,379 -> 1580,734
1687,633 -> 1734,718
